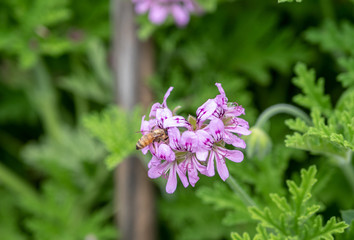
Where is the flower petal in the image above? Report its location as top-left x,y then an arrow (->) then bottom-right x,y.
171,4 -> 190,27
196,150 -> 208,161
168,127 -> 181,151
215,83 -> 228,106
140,115 -> 150,132
162,87 -> 174,108
181,131 -> 198,152
158,143 -> 175,162
166,163 -> 177,194
148,161 -> 168,179
135,1 -> 150,14
224,131 -> 247,149
206,151 -> 215,177
156,108 -> 173,128
149,3 -> 169,25
215,153 -> 229,181
177,162 -> 189,188
224,149 -> 244,163
149,103 -> 161,118
209,118 -> 224,141
196,129 -> 213,149
163,115 -> 190,129
196,99 -> 217,124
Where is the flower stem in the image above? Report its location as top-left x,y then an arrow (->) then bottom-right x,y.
227,175 -> 256,207
337,151 -> 354,194
255,103 -> 312,128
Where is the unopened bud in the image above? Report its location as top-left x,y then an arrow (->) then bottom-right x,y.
245,127 -> 272,159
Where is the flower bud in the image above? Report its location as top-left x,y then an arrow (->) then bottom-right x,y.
244,127 -> 272,159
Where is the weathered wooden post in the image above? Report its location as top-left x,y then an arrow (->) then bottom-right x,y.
111,0 -> 156,239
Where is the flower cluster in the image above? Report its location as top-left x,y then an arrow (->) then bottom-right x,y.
138,83 -> 251,193
132,0 -> 202,27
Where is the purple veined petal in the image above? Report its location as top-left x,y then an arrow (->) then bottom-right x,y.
171,4 -> 190,27
206,151 -> 215,177
166,162 -> 178,194
196,99 -> 217,124
196,129 -> 213,149
148,160 -> 168,179
224,149 -> 244,163
215,83 -> 225,96
168,127 -> 182,151
158,143 -> 176,162
163,115 -> 191,129
215,152 -> 229,181
193,156 -> 208,175
149,3 -> 169,25
179,157 -> 198,187
162,87 -> 174,108
215,83 -> 228,106
236,126 -> 252,136
156,108 -> 173,128
226,105 -> 245,117
141,146 -> 149,154
208,118 -> 224,141
140,115 -> 150,132
226,125 -> 251,136
187,161 -> 199,187
196,150 -> 208,161
134,1 -> 151,14
180,131 -> 198,152
148,155 -> 161,168
224,131 -> 247,149
149,142 -> 159,156
225,118 -> 250,132
177,162 -> 189,188
235,117 -> 250,129
149,102 -> 161,118
183,0 -> 202,13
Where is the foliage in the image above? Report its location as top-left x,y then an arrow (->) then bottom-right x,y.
1,0 -> 354,239
231,166 -> 348,240
84,106 -> 142,169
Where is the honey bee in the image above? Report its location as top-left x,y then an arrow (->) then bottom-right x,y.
136,128 -> 168,150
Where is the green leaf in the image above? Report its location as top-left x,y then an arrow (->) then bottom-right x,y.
285,117 -> 309,133
341,210 -> 354,225
197,182 -> 252,225
84,106 -> 141,169
231,232 -> 251,240
307,216 -> 348,240
305,20 -> 354,56
233,166 -> 349,239
292,63 -> 332,115
287,165 -> 317,212
338,57 -> 354,88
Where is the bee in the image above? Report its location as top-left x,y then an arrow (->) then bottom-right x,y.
136,128 -> 168,150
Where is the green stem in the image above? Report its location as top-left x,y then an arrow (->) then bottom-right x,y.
0,162 -> 39,203
337,151 -> 354,194
74,94 -> 88,123
255,103 -> 312,128
227,175 -> 257,207
320,0 -> 335,20
32,60 -> 62,141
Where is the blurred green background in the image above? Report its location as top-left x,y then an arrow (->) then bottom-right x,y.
0,0 -> 353,239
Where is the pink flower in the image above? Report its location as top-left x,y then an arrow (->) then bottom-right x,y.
132,0 -> 202,27
202,119 -> 245,181
147,143 -> 188,193
138,83 -> 251,194
168,128 -> 208,187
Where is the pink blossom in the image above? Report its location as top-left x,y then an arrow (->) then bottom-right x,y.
137,84 -> 251,193
132,0 -> 202,27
